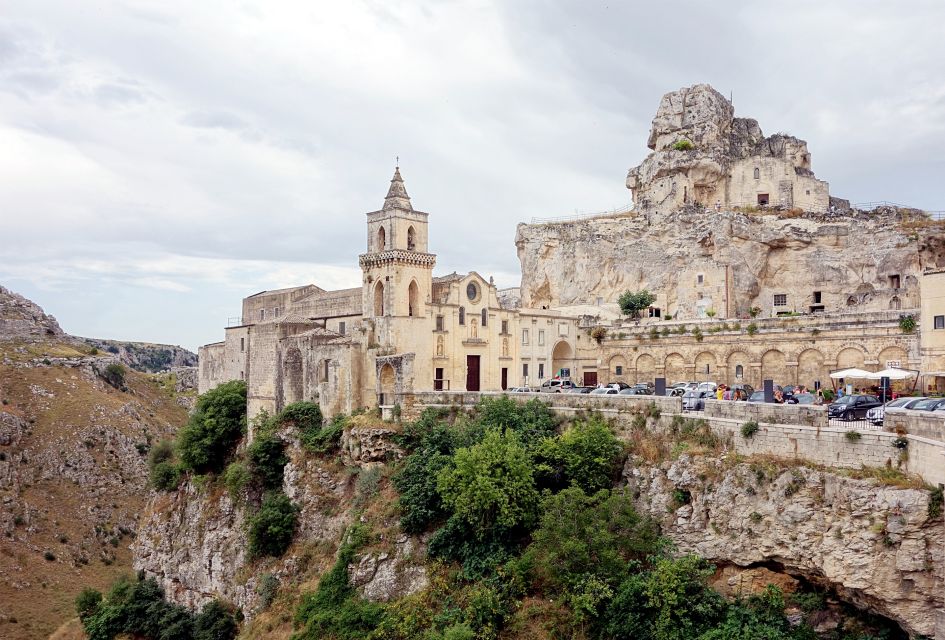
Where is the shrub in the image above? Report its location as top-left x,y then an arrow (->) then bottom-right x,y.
898,314 -> 917,334
177,380 -> 247,473
150,461 -> 182,491
618,290 -> 657,319
277,401 -> 323,432
437,428 -> 539,536
475,396 -> 558,449
741,420 -> 759,439
193,600 -> 238,640
441,623 -> 475,640
845,430 -> 862,442
393,415 -> 460,533
705,309 -> 716,318
649,327 -> 660,340
248,492 -> 299,559
75,588 -> 103,619
103,364 -> 126,389
247,433 -> 288,490
891,436 -> 909,450
148,440 -> 175,467
749,306 -> 761,318
821,389 -> 835,402
256,573 -> 279,610
692,327 -> 704,342
929,486 -> 943,519
590,326 -> 608,343
671,488 -> 691,509
537,417 -> 624,494
746,322 -> 758,336
672,139 -> 694,151
664,314 -> 673,320
222,461 -> 251,499
301,413 -> 345,454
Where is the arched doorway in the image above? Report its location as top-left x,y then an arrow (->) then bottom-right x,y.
379,363 -> 396,406
551,341 -> 574,379
635,353 -> 656,383
609,354 -> 627,380
408,280 -> 419,317
283,347 -> 303,406
877,346 -> 908,369
836,347 -> 865,370
727,351 -> 751,386
694,351 -> 716,381
374,281 -> 385,317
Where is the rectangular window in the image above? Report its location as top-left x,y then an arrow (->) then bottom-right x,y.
813,291 -> 822,304
523,363 -> 529,378
538,330 -> 545,346
338,321 -> 346,335
522,329 -> 529,345
935,315 -> 945,330
240,337 -> 245,352
889,275 -> 900,289
436,315 -> 444,331
259,309 -> 266,321
773,294 -> 787,307
615,365 -> 623,376
501,319 -> 508,334
274,307 -> 280,317
538,363 -> 545,379
596,296 -> 603,306
697,274 -> 704,284
648,307 -> 661,318
434,367 -> 444,390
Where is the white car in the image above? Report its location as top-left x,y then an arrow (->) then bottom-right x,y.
590,387 -> 619,395
508,387 -> 532,393
538,379 -> 576,393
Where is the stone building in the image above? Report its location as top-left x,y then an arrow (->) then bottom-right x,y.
199,168 -> 583,418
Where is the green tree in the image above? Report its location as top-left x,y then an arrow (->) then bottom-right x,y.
247,433 -> 288,490
75,588 -> 103,620
193,600 -> 238,640
177,380 -> 247,473
437,428 -> 540,536
537,417 -> 624,493
248,492 -> 299,559
475,396 -> 558,451
618,290 -> 657,319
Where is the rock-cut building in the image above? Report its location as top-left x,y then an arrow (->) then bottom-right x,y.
199,168 -> 584,418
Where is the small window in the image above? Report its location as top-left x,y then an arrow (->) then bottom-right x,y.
240,370 -> 244,380
436,315 -> 444,331
889,296 -> 901,310
648,307 -> 661,318
889,274 -> 900,289
240,337 -> 245,352
813,291 -> 822,304
538,363 -> 545,379
753,167 -> 760,180
522,329 -> 529,345
615,365 -> 623,376
481,308 -> 487,327
806,190 -> 810,196
434,367 -> 444,391
501,319 -> 508,334
523,363 -> 529,378
259,309 -> 266,321
596,296 -> 603,306
773,294 -> 787,307
757,193 -> 769,205
935,315 -> 945,330
339,321 -> 346,335
274,307 -> 280,317
735,364 -> 744,378
697,274 -> 704,285
459,307 -> 465,325
538,330 -> 545,346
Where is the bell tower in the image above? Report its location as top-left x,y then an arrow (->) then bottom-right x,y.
360,167 -> 436,341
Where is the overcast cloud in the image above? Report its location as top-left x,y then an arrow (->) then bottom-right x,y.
2,1 -> 943,351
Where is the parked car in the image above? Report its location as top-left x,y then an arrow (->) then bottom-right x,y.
827,395 -> 882,420
539,379 -> 576,393
618,387 -> 650,396
507,387 -> 532,393
908,397 -> 945,412
748,391 -> 767,403
682,390 -> 711,411
590,387 -> 619,395
866,397 -> 920,426
668,387 -> 687,397
730,384 -> 754,401
605,382 -> 631,391
695,382 -> 718,393
793,393 -> 816,405
631,382 -> 654,394
573,386 -> 596,394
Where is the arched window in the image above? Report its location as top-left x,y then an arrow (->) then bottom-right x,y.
407,226 -> 416,250
481,308 -> 487,327
408,280 -> 419,317
889,296 -> 901,310
459,306 -> 465,325
374,281 -> 384,316
377,226 -> 386,251
753,167 -> 760,180
735,364 -> 744,379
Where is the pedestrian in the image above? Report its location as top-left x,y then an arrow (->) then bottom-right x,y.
716,385 -> 724,400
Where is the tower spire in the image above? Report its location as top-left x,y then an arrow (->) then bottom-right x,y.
383,164 -> 412,211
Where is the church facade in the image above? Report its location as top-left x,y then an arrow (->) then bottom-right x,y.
198,169 -> 591,418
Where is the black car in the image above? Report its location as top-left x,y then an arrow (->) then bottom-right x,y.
827,395 -> 882,420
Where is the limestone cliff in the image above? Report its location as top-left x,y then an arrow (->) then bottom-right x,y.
625,455 -> 944,638
516,206 -> 944,316
0,285 -> 64,340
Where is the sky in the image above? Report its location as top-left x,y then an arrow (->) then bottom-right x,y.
2,1 -> 944,351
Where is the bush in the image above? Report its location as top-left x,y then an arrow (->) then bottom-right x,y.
301,413 -> 345,454
821,389 -> 835,402
277,401 -> 323,433
929,486 -> 943,519
590,326 -> 608,343
845,430 -> 862,442
148,440 -> 175,467
537,418 -> 624,494
247,433 -> 288,490
103,364 -> 126,389
150,462 -> 182,491
741,420 -> 759,439
248,492 -> 299,559
437,428 -> 539,536
222,461 -> 250,499
475,396 -> 558,450
672,139 -> 694,151
746,323 -> 758,336
193,600 -> 238,640
75,588 -> 103,619
177,380 -> 247,473
898,314 -> 917,334
524,487 -> 662,593
692,327 -> 704,342
618,290 -> 657,319
256,573 -> 279,610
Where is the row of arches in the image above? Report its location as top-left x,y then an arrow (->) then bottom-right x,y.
458,306 -> 488,327
375,225 -> 417,252
608,345 -> 910,386
373,279 -> 421,317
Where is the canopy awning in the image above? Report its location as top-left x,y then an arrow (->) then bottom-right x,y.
870,367 -> 917,380
829,367 -> 874,379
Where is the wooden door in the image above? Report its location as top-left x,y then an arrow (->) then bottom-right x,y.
466,355 -> 480,391
584,371 -> 597,387
501,367 -> 508,390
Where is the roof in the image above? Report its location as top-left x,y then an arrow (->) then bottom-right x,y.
433,272 -> 465,284
383,166 -> 413,211
246,284 -> 322,299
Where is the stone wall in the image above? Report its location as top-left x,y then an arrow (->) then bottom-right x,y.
702,398 -> 826,428
885,408 -> 945,441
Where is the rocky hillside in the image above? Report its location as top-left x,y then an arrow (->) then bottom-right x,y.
0,285 -> 65,340
80,338 -> 197,373
515,206 -> 945,314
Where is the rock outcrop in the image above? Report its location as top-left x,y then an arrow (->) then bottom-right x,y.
0,285 -> 64,340
625,455 -> 944,637
81,337 -> 197,372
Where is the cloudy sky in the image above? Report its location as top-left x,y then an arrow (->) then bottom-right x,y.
2,1 -> 943,351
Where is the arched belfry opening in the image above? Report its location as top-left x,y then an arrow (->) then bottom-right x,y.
408,280 -> 419,317
374,280 -> 385,316
377,226 -> 386,251
407,225 -> 416,250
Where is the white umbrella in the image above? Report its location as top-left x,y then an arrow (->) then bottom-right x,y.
829,367 -> 873,379
869,368 -> 916,380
